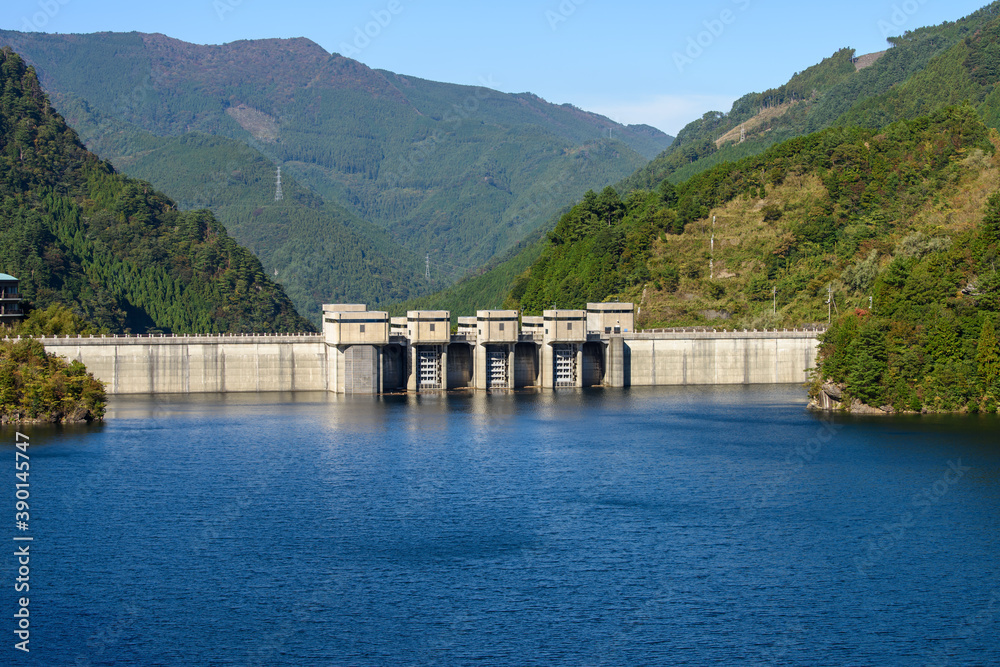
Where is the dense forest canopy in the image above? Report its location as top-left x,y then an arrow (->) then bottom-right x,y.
507,106 -> 994,318
0,47 -> 312,334
0,338 -> 105,423
0,31 -> 674,322
814,190 -> 1000,413
407,4 -> 1000,316
624,2 -> 1000,190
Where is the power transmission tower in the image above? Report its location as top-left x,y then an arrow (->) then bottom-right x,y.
425,253 -> 430,282
740,123 -> 746,143
275,166 -> 283,202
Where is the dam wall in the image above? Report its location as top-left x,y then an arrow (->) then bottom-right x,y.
624,330 -> 819,386
34,334 -> 327,394
26,324 -> 823,395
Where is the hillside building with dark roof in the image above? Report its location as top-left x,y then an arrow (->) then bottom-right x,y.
0,273 -> 24,325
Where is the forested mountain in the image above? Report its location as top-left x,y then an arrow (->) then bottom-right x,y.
509,105 -> 993,318
412,2 -> 1000,316
0,48 -> 312,334
391,226 -> 547,317
0,31 -> 673,321
625,2 -> 1000,189
506,105 -> 1000,412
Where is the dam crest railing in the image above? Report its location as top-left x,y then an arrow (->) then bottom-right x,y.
6,327 -> 826,346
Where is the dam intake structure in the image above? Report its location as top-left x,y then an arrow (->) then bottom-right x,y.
29,304 -> 824,395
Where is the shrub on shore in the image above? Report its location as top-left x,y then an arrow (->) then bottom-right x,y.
0,339 -> 105,423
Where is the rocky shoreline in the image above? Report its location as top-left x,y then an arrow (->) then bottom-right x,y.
808,382 -> 908,415
0,406 -> 101,425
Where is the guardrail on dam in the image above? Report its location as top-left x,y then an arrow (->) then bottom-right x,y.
26,304 -> 824,395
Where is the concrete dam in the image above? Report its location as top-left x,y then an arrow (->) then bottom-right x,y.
34,303 -> 823,395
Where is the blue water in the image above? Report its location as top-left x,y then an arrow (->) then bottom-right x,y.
4,386 -> 999,666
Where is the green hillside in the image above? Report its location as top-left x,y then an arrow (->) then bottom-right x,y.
495,104 -> 1000,412
0,338 -> 105,423
391,227 -> 547,318
445,2 -> 1000,412
0,47 -> 312,334
413,3 -> 1000,318
624,2 -> 1000,190
814,193 -> 1000,413
509,105 -> 993,318
53,110 -> 428,319
0,31 -> 672,321
837,14 -> 1000,129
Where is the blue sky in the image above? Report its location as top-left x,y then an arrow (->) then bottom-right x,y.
1,0 -> 992,135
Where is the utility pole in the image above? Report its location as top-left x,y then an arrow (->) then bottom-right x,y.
710,216 -> 716,279
710,234 -> 714,279
773,286 -> 777,315
826,285 -> 839,322
827,284 -> 832,324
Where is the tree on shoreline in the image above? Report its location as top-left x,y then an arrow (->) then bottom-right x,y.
0,339 -> 105,423
977,318 -> 1000,396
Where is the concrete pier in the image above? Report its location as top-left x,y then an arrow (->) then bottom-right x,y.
606,335 -> 625,388
32,303 -> 824,395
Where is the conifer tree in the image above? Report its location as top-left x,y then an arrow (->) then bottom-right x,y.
977,318 -> 1000,392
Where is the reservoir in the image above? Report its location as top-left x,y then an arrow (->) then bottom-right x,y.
5,386 -> 999,665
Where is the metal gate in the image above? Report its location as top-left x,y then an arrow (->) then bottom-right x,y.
418,347 -> 441,390
345,345 -> 377,394
554,345 -> 576,388
582,342 -> 605,387
488,348 -> 508,389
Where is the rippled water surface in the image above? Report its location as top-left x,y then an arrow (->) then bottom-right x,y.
4,386 -> 999,665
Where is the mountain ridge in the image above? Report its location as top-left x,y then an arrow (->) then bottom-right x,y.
0,46 -> 312,334
622,2 -> 1000,191
0,29 -> 673,322
407,2 -> 1000,316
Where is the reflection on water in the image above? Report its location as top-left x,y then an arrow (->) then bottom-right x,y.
3,385 -> 999,666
